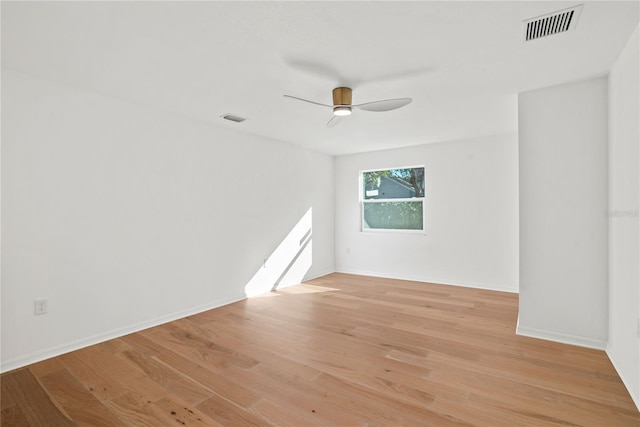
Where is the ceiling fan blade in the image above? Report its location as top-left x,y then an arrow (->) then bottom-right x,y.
283,95 -> 333,108
326,115 -> 342,128
353,98 -> 412,112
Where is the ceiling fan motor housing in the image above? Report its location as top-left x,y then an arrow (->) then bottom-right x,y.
333,87 -> 353,116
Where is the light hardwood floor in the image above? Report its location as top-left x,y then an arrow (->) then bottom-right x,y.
1,273 -> 639,426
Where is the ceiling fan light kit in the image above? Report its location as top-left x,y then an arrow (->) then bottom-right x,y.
333,106 -> 352,116
284,86 -> 411,127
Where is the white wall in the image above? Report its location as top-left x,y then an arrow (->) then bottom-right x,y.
607,24 -> 640,409
1,69 -> 335,372
335,134 -> 519,292
518,77 -> 609,349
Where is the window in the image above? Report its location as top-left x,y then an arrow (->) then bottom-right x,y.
361,166 -> 425,232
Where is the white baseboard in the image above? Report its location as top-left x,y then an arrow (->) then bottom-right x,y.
303,269 -> 336,282
516,323 -> 607,351
607,342 -> 640,412
1,271 -> 338,373
0,294 -> 247,373
335,268 -> 518,294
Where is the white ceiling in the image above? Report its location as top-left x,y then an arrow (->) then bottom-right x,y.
2,1 -> 638,156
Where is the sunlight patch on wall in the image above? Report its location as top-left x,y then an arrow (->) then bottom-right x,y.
244,208 -> 313,298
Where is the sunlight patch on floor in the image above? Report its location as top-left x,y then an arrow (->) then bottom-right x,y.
251,283 -> 339,298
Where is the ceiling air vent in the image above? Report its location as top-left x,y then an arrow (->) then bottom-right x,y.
221,114 -> 247,123
524,4 -> 583,42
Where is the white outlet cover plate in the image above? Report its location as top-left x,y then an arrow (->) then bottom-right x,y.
34,299 -> 48,315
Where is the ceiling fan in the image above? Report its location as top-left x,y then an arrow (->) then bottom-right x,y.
284,87 -> 412,127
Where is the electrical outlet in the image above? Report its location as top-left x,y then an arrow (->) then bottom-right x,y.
34,299 -> 48,315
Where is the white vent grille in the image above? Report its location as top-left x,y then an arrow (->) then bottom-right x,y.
221,114 -> 247,123
524,5 -> 583,41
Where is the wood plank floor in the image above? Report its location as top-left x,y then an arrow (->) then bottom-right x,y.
2,273 -> 639,426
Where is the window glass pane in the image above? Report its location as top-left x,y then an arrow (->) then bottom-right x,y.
363,201 -> 423,230
363,167 -> 424,200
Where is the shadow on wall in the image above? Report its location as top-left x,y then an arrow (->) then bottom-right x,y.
244,208 -> 313,298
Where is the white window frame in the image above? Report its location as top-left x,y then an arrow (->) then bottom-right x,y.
360,166 -> 426,234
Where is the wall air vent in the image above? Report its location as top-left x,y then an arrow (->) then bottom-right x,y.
524,5 -> 583,42
221,114 -> 247,123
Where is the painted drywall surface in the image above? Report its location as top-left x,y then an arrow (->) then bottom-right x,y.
518,77 -> 609,349
335,134 -> 519,292
1,70 -> 335,371
607,24 -> 640,409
